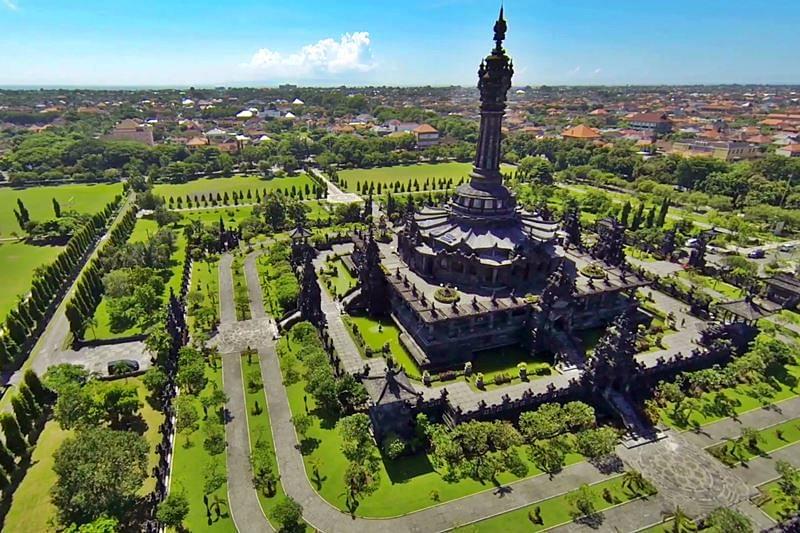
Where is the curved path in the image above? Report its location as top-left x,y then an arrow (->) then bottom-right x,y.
220,250 -> 796,532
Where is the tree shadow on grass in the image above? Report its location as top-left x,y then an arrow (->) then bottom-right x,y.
574,510 -> 605,529
310,405 -> 339,431
114,413 -> 148,435
383,451 -> 435,484
298,437 -> 320,456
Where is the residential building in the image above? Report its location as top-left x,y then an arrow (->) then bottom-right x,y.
672,139 -> 760,161
101,118 -> 154,146
562,124 -> 601,140
628,112 -> 673,135
413,123 -> 439,148
776,144 -> 800,157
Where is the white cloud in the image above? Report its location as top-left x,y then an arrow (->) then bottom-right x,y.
2,0 -> 19,11
246,32 -> 375,78
593,68 -> 602,75
569,65 -> 581,75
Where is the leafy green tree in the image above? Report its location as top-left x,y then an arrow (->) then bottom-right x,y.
271,496 -> 303,531
529,439 -> 566,477
156,490 -> 190,529
63,516 -> 120,532
575,427 -> 619,459
51,428 -> 148,524
24,369 -> 52,404
704,507 -> 750,533
567,484 -> 596,519
1,413 -> 28,457
142,367 -> 168,398
250,438 -> 278,496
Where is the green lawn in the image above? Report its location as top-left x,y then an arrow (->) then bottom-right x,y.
0,240 -> 64,318
4,377 -> 165,532
468,346 -> 556,391
345,315 -> 422,379
153,174 -> 313,202
338,162 -> 513,193
675,270 -> 743,301
279,336 -> 584,517
240,354 -> 312,531
758,479 -> 799,521
4,420 -> 70,532
320,257 -> 357,298
455,475 -> 653,532
707,417 -> 800,466
169,363 -> 234,533
0,182 -> 123,238
659,359 -> 800,429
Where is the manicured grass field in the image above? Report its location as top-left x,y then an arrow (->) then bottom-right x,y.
240,354 -> 313,531
153,174 -> 313,201
346,315 -> 422,379
0,182 -> 123,238
455,475 -> 651,532
468,346 -> 555,390
4,420 -> 70,532
338,162 -> 514,193
0,241 -> 64,318
659,359 -> 800,429
320,257 -> 357,298
169,363 -> 234,533
675,270 -> 743,301
4,377 -> 165,532
279,336 -> 584,517
758,478 -> 799,521
707,417 -> 800,466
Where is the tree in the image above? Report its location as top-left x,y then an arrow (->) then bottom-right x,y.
337,413 -> 376,465
203,459 -> 226,496
175,395 -> 200,440
251,437 -> 279,496
1,413 -> 28,457
529,439 -> 566,477
575,427 -> 619,459
142,367 -> 168,398
0,439 -> 16,473
11,395 -> 33,436
567,484 -> 596,519
100,382 -> 141,426
51,428 -> 148,524
203,420 -> 226,455
704,507 -> 750,533
203,388 -> 229,420
292,414 -> 313,441
63,516 -> 120,532
271,496 -> 303,531
622,469 -> 655,496
53,197 -> 62,218
620,201 -> 632,227
157,490 -> 190,529
24,369 -> 51,404
517,156 -> 554,184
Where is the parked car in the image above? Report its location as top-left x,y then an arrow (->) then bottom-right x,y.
779,244 -> 795,253
747,249 -> 765,259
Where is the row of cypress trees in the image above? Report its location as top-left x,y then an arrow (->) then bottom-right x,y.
65,203 -> 138,342
0,370 -> 54,499
0,195 -> 124,370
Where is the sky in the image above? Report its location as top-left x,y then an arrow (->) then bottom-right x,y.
1,0 -> 799,87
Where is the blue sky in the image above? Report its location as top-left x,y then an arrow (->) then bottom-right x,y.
1,0 -> 799,87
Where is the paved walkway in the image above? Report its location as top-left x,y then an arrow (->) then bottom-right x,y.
313,249 -> 386,376
309,167 -> 362,204
218,254 -> 275,532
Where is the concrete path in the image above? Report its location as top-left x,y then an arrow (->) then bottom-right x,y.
309,167 -> 362,204
222,352 -> 274,533
218,253 -> 275,532
550,493 -> 670,533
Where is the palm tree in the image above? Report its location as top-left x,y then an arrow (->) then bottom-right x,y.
82,315 -> 98,340
622,469 -> 648,496
670,506 -> 697,532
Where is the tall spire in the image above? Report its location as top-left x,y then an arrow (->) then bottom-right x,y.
494,6 -> 507,52
472,8 -> 513,184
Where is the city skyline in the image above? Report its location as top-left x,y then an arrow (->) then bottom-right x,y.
1,0 -> 800,88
